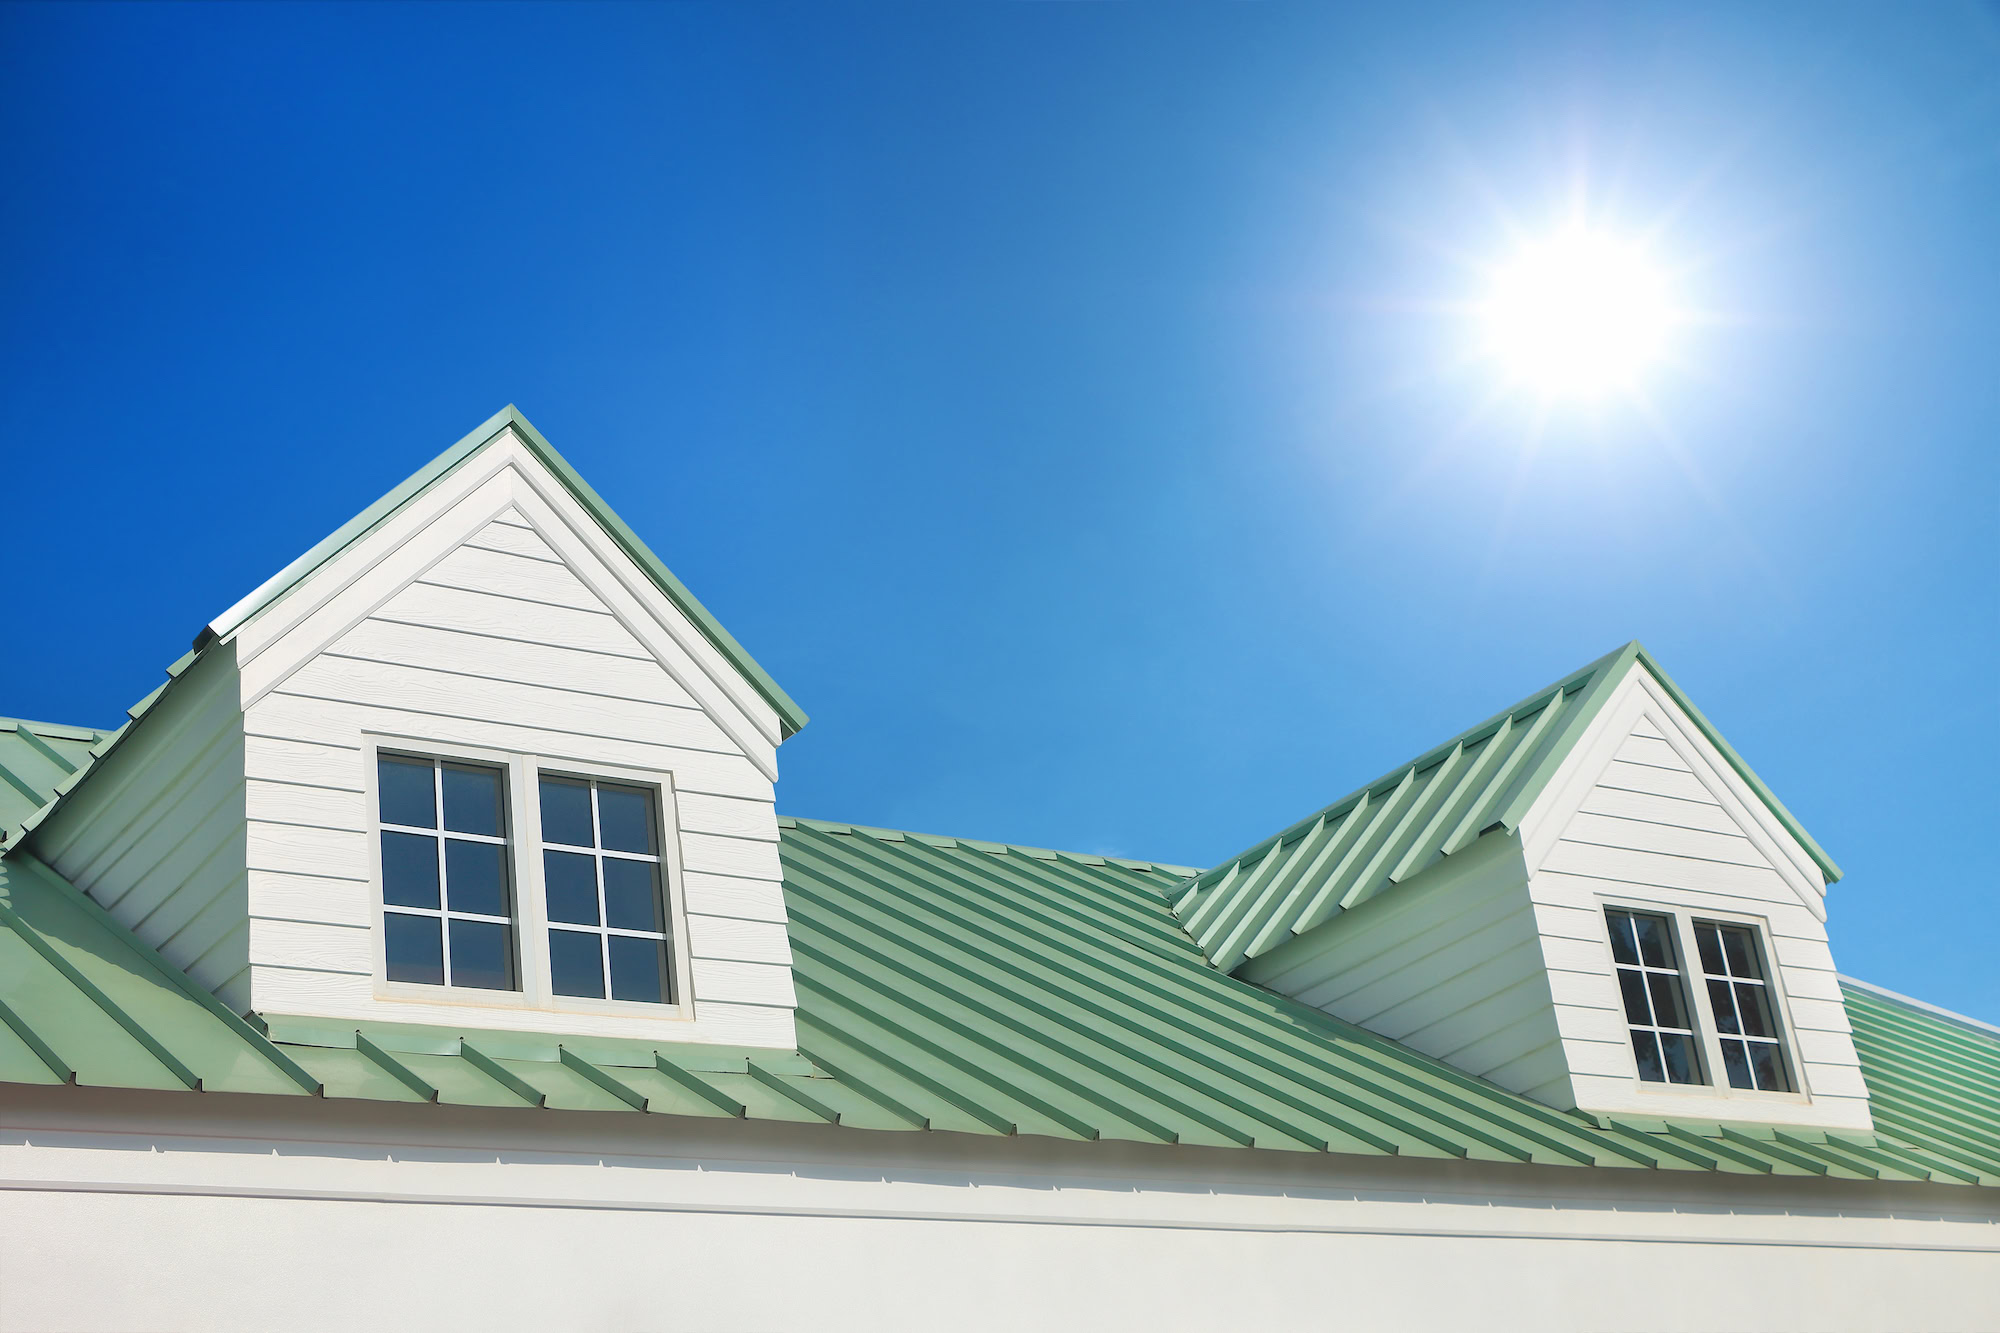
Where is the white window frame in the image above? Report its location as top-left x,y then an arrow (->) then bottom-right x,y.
364,735 -> 697,1024
1596,895 -> 1809,1107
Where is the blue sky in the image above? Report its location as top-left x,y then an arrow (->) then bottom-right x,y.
3,3 -> 1995,1018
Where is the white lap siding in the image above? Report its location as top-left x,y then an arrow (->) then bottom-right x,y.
242,511 -> 796,1048
29,649 -> 252,1005
1522,674 -> 1869,1132
1239,832 -> 1573,1105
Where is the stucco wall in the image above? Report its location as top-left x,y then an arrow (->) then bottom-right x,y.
2,1086 -> 1994,1333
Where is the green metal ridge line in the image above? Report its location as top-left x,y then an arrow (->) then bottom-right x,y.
196,405 -> 807,738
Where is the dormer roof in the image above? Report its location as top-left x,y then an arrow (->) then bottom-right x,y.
1174,642 -> 1841,974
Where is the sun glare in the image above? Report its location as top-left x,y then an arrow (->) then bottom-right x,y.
1482,228 -> 1678,400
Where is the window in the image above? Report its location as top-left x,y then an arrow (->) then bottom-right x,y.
539,775 -> 675,1006
1605,907 -> 1703,1085
373,749 -> 682,1013
1696,920 -> 1793,1092
1602,905 -> 1798,1095
377,754 -> 518,991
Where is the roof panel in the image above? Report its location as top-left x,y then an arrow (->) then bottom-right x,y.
0,807 -> 1983,1187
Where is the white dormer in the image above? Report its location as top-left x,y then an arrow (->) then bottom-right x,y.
1193,645 -> 1871,1133
24,408 -> 803,1049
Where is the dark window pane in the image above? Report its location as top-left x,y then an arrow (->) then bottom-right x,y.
378,757 -> 436,828
1721,925 -> 1758,979
544,851 -> 599,925
385,913 -> 443,985
603,858 -> 662,932
1605,909 -> 1638,966
1736,983 -> 1777,1038
381,832 -> 441,909
448,919 -> 516,991
597,785 -> 655,855
1695,922 -> 1725,976
1720,1039 -> 1754,1090
442,763 -> 504,837
1630,1029 -> 1665,1082
1617,969 -> 1652,1025
608,934 -> 669,1004
1647,972 -> 1688,1030
1660,1033 -> 1702,1085
445,839 -> 510,918
1632,913 -> 1675,969
549,929 -> 604,998
1708,978 -> 1741,1034
1750,1042 -> 1790,1093
540,777 -> 594,847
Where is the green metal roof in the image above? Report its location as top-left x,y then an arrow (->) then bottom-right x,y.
0,718 -> 112,847
200,405 -> 807,738
1175,643 -> 1841,972
0,820 -> 1991,1189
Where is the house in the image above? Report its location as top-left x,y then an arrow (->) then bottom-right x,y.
1,407 -> 1994,1331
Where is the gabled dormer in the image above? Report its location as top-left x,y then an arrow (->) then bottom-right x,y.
1178,643 -> 1871,1133
14,408 -> 805,1049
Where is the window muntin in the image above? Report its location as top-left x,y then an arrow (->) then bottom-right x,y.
1696,920 -> 1794,1092
377,754 -> 518,991
538,775 -> 674,1006
1604,907 -> 1705,1085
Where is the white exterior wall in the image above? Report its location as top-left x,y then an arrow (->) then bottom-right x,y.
234,431 -> 796,1048
1239,832 -> 1572,1104
2,1085 -> 1996,1333
29,649 -> 251,1000
1519,665 -> 1869,1130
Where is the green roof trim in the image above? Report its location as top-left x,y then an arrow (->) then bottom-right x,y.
1175,642 -> 1841,971
200,405 -> 807,739
0,819 -> 1987,1186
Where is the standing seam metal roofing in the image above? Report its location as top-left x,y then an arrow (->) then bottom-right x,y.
0,818 -> 1992,1189
1174,642 -> 1842,972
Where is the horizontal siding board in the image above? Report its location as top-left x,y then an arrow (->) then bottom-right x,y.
1540,841 -> 1794,903
686,913 -> 793,966
1593,759 -> 1715,805
679,871 -> 791,923
680,831 -> 782,881
1614,735 -> 1693,772
250,694 -> 774,801
282,657 -> 741,761
250,870 -> 374,927
247,822 -> 370,879
372,581 -> 654,662
1559,813 -> 1766,868
1578,785 -> 1741,835
331,618 -> 698,710
244,735 -> 363,791
419,543 -> 610,613
249,918 -> 372,974
691,958 -> 798,1007
677,792 -> 782,842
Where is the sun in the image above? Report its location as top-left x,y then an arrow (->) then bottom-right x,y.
1481,228 -> 1679,400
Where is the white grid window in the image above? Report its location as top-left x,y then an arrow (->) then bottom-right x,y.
538,775 -> 675,1005
1696,919 -> 1794,1092
1604,906 -> 1705,1085
377,754 -> 518,991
